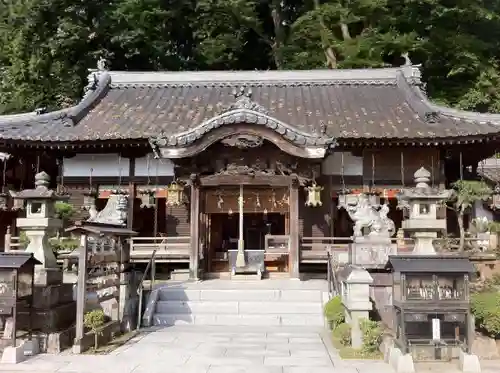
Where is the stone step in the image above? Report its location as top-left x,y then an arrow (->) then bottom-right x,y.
155,300 -> 323,315
157,288 -> 325,302
152,313 -> 325,327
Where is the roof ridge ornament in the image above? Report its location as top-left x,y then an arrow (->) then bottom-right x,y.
83,57 -> 109,97
224,87 -> 269,115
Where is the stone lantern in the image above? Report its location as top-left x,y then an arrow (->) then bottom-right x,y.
11,172 -> 68,284
397,167 -> 452,255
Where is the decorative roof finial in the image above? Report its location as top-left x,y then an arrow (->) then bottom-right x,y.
414,167 -> 431,189
402,52 -> 412,66
34,171 -> 50,189
97,57 -> 108,71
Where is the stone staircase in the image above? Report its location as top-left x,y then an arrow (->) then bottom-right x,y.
142,279 -> 329,327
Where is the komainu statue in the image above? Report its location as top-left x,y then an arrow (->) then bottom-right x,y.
344,194 -> 395,238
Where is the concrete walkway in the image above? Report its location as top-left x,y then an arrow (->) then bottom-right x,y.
0,326 -> 390,373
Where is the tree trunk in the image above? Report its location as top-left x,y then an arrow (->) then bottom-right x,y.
271,1 -> 285,69
313,0 -> 338,68
457,211 -> 465,252
94,331 -> 99,349
340,23 -> 351,40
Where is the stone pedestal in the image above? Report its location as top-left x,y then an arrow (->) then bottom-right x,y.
340,265 -> 373,349
349,236 -> 396,269
411,231 -> 438,255
16,221 -> 61,268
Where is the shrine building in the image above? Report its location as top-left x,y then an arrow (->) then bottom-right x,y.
0,63 -> 499,279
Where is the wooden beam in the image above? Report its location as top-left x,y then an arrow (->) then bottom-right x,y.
200,174 -> 293,187
289,176 -> 300,279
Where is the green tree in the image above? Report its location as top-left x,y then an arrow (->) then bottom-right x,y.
0,0 -> 113,113
282,0 -> 417,69
447,180 -> 492,252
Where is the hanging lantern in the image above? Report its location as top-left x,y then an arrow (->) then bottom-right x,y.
9,191 -> 24,211
0,192 -> 8,210
305,182 -> 323,207
82,189 -> 98,211
366,191 -> 380,206
139,189 -> 156,209
490,185 -> 500,210
166,181 -> 184,207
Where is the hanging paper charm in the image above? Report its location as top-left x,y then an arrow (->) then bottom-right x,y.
305,182 -> 323,207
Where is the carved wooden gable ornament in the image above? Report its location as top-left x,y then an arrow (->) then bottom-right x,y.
149,86 -> 335,160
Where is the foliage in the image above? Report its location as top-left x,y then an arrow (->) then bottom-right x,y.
360,319 -> 382,354
332,322 -> 352,346
84,309 -> 107,349
331,320 -> 383,359
489,221 -> 500,234
1,0 -> 500,114
470,217 -> 490,234
54,201 -> 75,222
447,180 -> 492,251
324,296 -> 344,329
48,237 -> 79,253
471,291 -> 500,337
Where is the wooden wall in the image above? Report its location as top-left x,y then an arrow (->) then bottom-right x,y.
362,148 -> 441,185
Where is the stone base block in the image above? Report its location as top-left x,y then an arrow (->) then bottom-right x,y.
170,269 -> 190,281
17,301 -> 76,332
459,350 -> 481,373
34,268 -> 63,286
0,338 -> 39,364
33,282 -> 74,309
1,344 -> 27,364
36,326 -> 75,353
387,346 -> 415,373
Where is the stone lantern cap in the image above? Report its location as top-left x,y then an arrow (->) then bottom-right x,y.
397,167 -> 452,200
11,171 -> 68,200
340,265 -> 374,284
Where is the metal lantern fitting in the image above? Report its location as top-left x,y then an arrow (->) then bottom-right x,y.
9,191 -> 24,211
82,189 -> 98,211
166,181 -> 184,207
139,189 -> 156,209
0,192 -> 8,210
305,182 -> 323,207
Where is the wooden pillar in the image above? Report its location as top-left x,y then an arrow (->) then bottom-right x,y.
73,233 -> 88,354
127,158 -> 136,230
289,176 -> 300,279
189,174 -> 200,280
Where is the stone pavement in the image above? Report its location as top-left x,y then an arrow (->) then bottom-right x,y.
0,325 -> 390,373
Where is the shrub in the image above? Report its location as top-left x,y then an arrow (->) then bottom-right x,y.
471,291 -> 500,337
333,322 -> 352,346
360,319 -> 382,353
324,296 -> 344,329
84,309 -> 107,349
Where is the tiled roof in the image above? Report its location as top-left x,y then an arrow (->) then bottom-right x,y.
1,66 -> 500,145
478,157 -> 500,183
